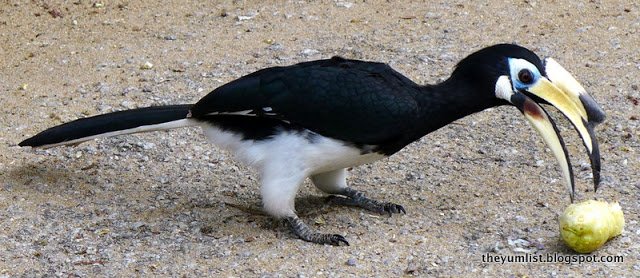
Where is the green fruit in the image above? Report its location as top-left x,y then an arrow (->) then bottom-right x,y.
559,200 -> 624,253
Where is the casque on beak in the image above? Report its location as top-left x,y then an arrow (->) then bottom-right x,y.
496,58 -> 605,202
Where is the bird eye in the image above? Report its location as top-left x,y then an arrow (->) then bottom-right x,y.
518,69 -> 534,84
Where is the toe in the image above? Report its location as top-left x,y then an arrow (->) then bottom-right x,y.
330,234 -> 350,246
396,204 -> 406,214
383,203 -> 406,215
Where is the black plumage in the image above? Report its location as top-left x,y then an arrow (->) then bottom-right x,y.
191,57 -> 421,152
19,105 -> 191,148
18,44 -> 604,246
188,48 -> 528,155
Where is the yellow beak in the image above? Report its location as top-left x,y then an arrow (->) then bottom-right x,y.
510,92 -> 576,201
525,59 -> 605,193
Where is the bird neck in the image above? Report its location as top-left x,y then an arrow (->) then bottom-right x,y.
377,78 -> 503,156
414,78 -> 502,135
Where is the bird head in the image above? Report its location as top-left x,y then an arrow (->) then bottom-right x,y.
455,44 -> 606,202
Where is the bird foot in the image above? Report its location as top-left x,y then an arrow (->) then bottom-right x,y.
327,188 -> 406,216
286,216 -> 349,246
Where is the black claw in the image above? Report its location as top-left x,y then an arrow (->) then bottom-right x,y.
398,205 -> 406,214
287,216 -> 350,246
330,234 -> 350,246
382,203 -> 406,216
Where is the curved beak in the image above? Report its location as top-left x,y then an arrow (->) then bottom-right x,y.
525,58 -> 605,192
510,92 -> 576,202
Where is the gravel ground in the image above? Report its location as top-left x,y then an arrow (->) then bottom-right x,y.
1,0 -> 639,276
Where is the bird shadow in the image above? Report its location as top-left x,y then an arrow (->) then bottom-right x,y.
202,194 -> 343,233
5,162 -> 340,239
4,162 -> 84,195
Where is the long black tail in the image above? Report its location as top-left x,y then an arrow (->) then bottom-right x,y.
19,104 -> 194,148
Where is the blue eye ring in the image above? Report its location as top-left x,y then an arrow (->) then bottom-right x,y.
518,69 -> 534,84
508,58 -> 542,91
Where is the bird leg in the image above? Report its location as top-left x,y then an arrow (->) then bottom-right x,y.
285,216 -> 349,246
311,169 -> 406,216
328,187 -> 406,216
260,168 -> 350,245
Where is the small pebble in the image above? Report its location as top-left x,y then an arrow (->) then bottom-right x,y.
313,216 -> 325,225
141,142 -> 155,150
141,61 -> 154,70
346,258 -> 357,266
120,100 -> 136,109
301,49 -> 319,56
237,12 -> 258,21
267,43 -> 284,51
97,83 -> 110,94
122,86 -> 137,96
336,1 -> 354,8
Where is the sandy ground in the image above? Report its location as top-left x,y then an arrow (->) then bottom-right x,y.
1,0 -> 639,276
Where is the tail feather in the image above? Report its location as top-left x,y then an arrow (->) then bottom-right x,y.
19,104 -> 195,148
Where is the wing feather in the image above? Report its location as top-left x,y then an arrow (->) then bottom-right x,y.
190,57 -> 421,145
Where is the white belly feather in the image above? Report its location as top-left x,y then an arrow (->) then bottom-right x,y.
201,124 -> 385,175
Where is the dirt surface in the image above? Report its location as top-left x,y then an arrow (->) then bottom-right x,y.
1,0 -> 639,276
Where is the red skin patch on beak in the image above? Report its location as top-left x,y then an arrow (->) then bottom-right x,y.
523,98 -> 544,119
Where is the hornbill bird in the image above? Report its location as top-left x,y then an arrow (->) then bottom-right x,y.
19,44 -> 605,246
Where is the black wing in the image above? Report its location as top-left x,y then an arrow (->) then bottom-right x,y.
190,57 -> 421,145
